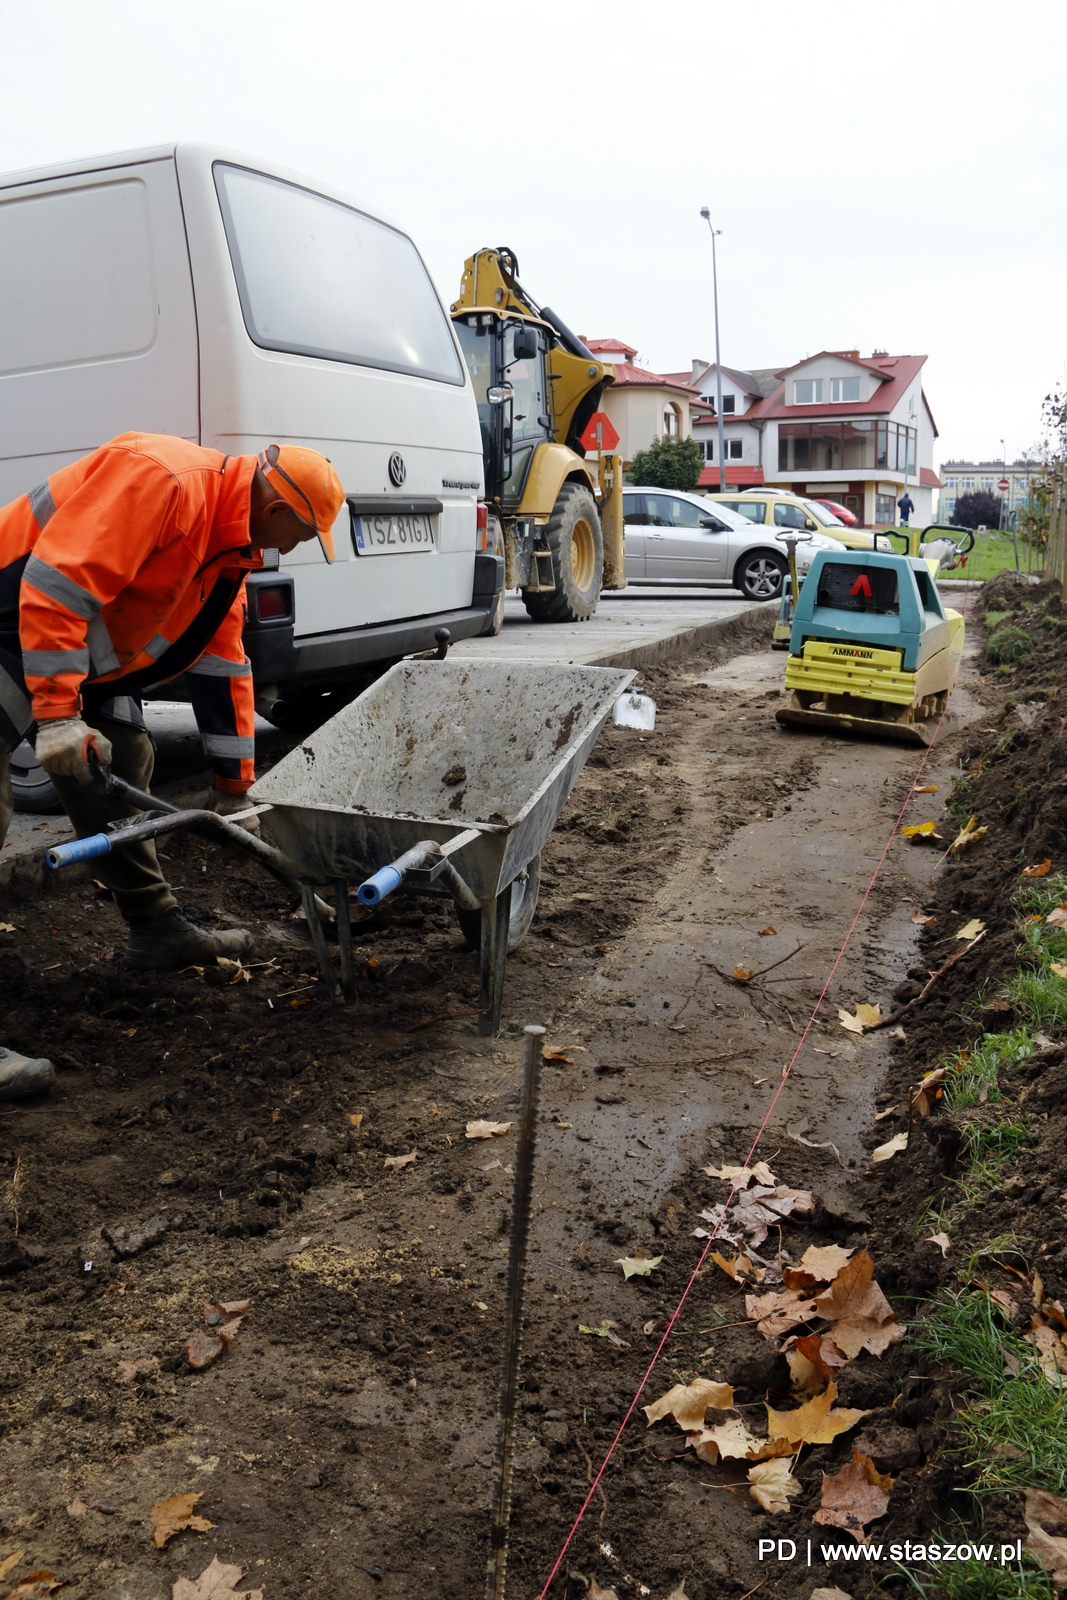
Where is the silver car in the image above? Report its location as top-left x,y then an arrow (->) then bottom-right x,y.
623,487 -> 841,601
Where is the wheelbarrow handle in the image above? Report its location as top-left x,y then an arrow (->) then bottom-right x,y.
46,833 -> 112,869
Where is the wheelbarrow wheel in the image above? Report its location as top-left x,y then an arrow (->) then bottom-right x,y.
456,854 -> 541,952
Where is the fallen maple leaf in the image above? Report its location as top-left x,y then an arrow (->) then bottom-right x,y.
745,1289 -> 818,1339
66,1497 -> 88,1516
1027,1325 -> 1067,1385
1047,906 -> 1067,930
663,1586 -> 689,1600
786,1334 -> 846,1394
813,1449 -> 892,1537
748,1457 -> 801,1513
5,1574 -> 62,1598
910,908 -> 936,925
150,1491 -> 215,1549
688,1416 -> 792,1463
758,925 -> 777,937
183,1328 -> 225,1370
1024,1487 -> 1067,1585
813,1249 -> 906,1358
926,1232 -> 951,1258
784,1244 -> 854,1289
956,917 -> 986,940
465,1120 -> 512,1139
766,1381 -> 867,1446
0,921 -> 15,933
1023,860 -> 1053,877
711,1249 -> 765,1284
872,1132 -> 908,1163
171,1555 -> 265,1600
543,1048 -> 574,1063
912,1067 -> 946,1117
117,1356 -> 160,1385
732,965 -> 754,981
206,1299 -> 251,1317
838,1002 -> 881,1034
704,1161 -> 777,1187
915,784 -> 939,793
348,1113 -> 364,1129
950,816 -> 987,854
0,1554 -> 24,1581
383,1151 -> 417,1169
643,1376 -> 734,1430
616,1253 -> 663,1280
901,820 -> 939,837
1051,962 -> 1067,980
587,1582 -> 620,1600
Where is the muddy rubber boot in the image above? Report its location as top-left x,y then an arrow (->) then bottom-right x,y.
0,1046 -> 56,1101
124,907 -> 255,971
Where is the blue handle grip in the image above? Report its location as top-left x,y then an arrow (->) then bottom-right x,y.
46,833 -> 112,870
356,865 -> 403,906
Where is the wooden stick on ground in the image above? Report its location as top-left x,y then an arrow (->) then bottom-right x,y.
868,932 -> 987,1031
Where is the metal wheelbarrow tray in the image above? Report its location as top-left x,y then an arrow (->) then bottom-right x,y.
249,658 -> 634,1031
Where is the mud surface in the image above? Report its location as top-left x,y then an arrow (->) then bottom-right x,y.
0,600 -> 1007,1599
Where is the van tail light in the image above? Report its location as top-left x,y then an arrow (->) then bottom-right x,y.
255,584 -> 292,621
477,502 -> 489,551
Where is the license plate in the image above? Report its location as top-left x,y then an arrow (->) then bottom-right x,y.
352,512 -> 435,555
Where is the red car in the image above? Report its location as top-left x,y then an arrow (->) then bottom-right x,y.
812,498 -> 858,526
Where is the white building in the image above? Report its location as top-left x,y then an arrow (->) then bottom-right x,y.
938,460 -> 1044,524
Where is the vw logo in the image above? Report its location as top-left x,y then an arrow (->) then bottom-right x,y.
388,452 -> 406,487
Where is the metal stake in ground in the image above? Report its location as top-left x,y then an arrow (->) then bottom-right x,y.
485,1023 -> 545,1600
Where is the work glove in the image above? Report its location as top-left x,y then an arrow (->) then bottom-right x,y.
35,717 -> 113,785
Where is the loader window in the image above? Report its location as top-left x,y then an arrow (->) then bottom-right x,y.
816,562 -> 899,615
504,323 -> 548,443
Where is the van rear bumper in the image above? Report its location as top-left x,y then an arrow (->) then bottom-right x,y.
245,603 -> 495,685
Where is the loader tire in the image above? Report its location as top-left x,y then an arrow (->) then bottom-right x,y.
522,484 -> 603,622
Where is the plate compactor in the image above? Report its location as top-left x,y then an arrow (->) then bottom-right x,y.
775,545 -> 965,747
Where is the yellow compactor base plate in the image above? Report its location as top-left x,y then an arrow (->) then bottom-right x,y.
775,704 -> 934,747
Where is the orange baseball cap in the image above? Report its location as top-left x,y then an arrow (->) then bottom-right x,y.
257,445 -> 345,562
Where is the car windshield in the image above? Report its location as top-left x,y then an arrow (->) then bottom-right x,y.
804,501 -> 845,527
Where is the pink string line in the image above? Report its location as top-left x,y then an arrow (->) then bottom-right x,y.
537,707 -> 949,1597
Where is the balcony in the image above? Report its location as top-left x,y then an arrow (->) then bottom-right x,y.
778,420 -> 916,475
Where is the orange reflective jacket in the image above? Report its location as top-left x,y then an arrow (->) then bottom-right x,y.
0,433 -> 262,787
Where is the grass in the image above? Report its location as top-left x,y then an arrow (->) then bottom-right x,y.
983,609 -> 1014,629
987,626 -> 1035,665
895,1556 -> 1054,1599
943,1029 -> 1035,1111
917,1292 -> 1067,1499
966,530 -> 1028,582
1005,875 -> 1067,1028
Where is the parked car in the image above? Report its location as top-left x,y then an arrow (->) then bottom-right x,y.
811,497 -> 858,526
622,488 -> 841,601
701,491 -> 875,551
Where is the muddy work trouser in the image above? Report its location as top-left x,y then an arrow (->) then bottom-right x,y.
0,713 -> 177,922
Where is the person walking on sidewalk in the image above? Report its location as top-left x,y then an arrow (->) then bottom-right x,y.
0,432 -> 344,1100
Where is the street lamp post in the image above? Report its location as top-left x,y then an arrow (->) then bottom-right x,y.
699,208 -> 726,493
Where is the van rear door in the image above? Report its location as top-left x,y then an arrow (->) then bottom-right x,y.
0,153 -> 198,504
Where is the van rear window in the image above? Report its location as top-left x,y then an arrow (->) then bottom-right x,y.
214,164 -> 464,385
816,562 -> 899,614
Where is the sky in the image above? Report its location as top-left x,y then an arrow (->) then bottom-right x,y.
1,0 -> 1065,469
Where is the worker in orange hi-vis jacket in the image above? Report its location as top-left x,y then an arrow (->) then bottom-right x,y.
0,433 -> 344,1101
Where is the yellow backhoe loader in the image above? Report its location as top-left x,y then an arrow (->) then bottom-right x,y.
451,247 -> 625,626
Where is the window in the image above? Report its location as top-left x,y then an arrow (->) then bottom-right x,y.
504,322 -> 547,443
721,395 -> 736,414
875,493 -> 895,524
773,503 -> 810,529
728,439 -> 743,460
829,376 -> 861,404
645,494 -> 713,528
0,179 -> 157,374
981,477 -> 994,490
945,477 -> 957,490
622,494 -> 649,525
944,498 -> 956,516
816,562 -> 899,615
961,477 -> 975,490
662,404 -> 680,437
793,379 -> 823,405
703,439 -> 713,460
724,500 -> 766,523
213,162 -> 464,383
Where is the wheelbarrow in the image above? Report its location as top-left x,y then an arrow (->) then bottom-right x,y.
247,658 -> 634,1033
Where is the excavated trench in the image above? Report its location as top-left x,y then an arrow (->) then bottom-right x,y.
0,617 -> 984,1599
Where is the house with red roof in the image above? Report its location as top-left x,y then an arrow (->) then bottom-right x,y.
584,339 -> 710,467
681,351 -> 941,525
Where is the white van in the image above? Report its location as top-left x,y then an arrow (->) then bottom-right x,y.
0,143 -> 500,753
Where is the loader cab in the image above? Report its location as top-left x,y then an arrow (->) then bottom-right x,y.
453,314 -> 551,507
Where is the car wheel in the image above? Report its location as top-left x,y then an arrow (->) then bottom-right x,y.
9,740 -> 63,814
736,552 -> 785,601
